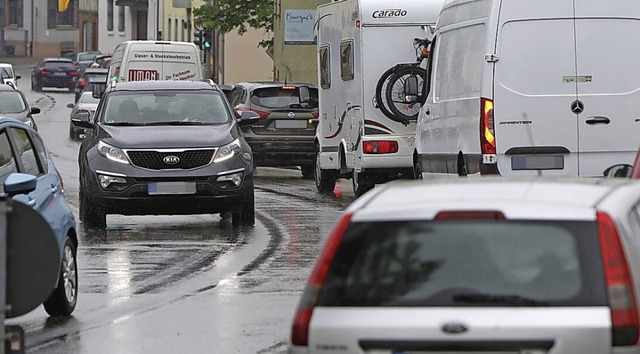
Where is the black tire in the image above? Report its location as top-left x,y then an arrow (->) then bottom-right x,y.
413,153 -> 424,180
352,170 -> 374,197
314,145 -> 336,194
232,186 -> 255,226
301,165 -> 314,179
375,66 -> 398,120
69,125 -> 77,141
384,65 -> 427,121
33,79 -> 41,92
79,184 -> 107,229
43,236 -> 78,317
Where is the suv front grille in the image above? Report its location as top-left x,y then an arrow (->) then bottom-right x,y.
126,149 -> 215,170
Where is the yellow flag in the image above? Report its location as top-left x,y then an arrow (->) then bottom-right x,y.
58,0 -> 70,12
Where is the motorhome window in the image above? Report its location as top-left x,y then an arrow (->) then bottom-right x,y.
320,45 -> 331,88
424,35 -> 437,98
435,24 -> 485,100
340,40 -> 354,81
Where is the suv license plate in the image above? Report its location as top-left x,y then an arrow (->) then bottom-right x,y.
148,182 -> 196,195
275,120 -> 307,129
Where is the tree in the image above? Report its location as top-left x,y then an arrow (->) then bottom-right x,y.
193,0 -> 274,48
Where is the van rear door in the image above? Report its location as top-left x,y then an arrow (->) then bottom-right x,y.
574,3 -> 640,176
493,3 -> 578,176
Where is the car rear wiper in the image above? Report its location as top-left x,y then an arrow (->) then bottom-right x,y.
452,293 -> 549,306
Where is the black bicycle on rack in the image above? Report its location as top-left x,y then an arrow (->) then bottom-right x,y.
375,37 -> 431,123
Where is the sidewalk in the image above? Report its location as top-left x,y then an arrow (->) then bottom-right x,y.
0,56 -> 40,69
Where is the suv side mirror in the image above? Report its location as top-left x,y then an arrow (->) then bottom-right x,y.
92,84 -> 105,99
71,112 -> 94,129
237,111 -> 260,126
404,76 -> 419,103
604,164 -> 633,178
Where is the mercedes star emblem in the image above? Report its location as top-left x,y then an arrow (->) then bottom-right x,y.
571,100 -> 584,114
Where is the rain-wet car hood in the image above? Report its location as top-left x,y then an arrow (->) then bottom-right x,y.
97,123 -> 239,149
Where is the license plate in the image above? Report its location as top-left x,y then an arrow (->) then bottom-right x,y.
147,181 -> 196,195
54,72 -> 67,76
275,120 -> 307,129
511,155 -> 564,170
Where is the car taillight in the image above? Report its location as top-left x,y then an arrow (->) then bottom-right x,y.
40,69 -> 51,75
70,71 -> 79,76
597,211 -> 639,346
312,112 -> 319,119
236,107 -> 270,120
291,212 -> 353,347
78,79 -> 87,88
435,210 -> 505,220
480,97 -> 496,154
363,141 -> 398,154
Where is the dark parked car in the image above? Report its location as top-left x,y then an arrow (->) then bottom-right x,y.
226,82 -> 319,178
66,51 -> 102,71
31,58 -> 79,92
0,117 -> 78,317
73,68 -> 108,102
73,80 -> 259,229
0,85 -> 40,130
67,91 -> 100,141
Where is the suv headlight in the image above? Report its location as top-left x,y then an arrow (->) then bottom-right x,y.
214,138 -> 241,163
97,141 -> 129,164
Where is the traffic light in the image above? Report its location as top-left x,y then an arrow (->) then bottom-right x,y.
194,30 -> 211,50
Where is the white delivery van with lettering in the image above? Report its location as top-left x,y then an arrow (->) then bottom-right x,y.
107,40 -> 203,82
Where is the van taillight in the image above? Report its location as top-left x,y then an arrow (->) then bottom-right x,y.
480,98 -> 496,154
435,210 -> 505,220
597,211 -> 639,346
291,212 -> 353,347
363,141 -> 398,154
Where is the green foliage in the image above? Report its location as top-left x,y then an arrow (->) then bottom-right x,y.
193,0 -> 274,48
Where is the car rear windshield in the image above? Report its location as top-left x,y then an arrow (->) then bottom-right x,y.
102,91 -> 230,125
44,61 -> 74,69
0,91 -> 27,113
250,86 -> 318,109
318,219 -> 607,307
79,53 -> 99,61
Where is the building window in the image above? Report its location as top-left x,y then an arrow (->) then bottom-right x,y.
174,19 -> 178,41
48,0 -> 76,28
181,20 -> 185,42
118,6 -> 125,32
340,40 -> 354,81
167,18 -> 172,41
8,0 -> 23,27
107,0 -> 114,31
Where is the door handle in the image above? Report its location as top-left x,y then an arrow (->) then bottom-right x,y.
585,116 -> 610,125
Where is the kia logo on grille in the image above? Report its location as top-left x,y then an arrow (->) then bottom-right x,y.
441,322 -> 468,334
163,155 -> 180,165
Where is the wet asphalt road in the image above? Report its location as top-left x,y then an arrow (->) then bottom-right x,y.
4,65 -> 358,353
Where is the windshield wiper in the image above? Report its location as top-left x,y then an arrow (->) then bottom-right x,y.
103,122 -> 145,126
144,121 -> 205,126
453,293 -> 549,306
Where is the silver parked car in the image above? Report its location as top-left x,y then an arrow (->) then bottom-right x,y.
67,91 -> 100,140
290,177 -> 640,353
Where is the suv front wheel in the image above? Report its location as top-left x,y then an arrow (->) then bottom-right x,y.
232,185 -> 255,226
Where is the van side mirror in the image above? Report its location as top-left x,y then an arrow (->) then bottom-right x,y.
604,164 -> 633,178
404,76 -> 419,103
92,84 -> 105,99
15,75 -> 20,80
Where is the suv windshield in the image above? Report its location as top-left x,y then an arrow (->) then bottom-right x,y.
102,91 -> 230,125
0,91 -> 27,113
319,219 -> 607,307
250,86 -> 318,109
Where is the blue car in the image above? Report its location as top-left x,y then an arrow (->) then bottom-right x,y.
30,58 -> 79,93
0,117 -> 78,316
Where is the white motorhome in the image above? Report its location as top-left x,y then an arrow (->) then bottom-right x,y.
314,0 -> 444,196
108,40 -> 203,82
416,0 -> 640,178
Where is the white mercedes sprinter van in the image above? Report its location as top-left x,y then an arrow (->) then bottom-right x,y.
108,40 -> 203,82
415,0 -> 640,178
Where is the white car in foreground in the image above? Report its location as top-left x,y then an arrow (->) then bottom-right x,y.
290,177 -> 640,353
0,63 -> 20,88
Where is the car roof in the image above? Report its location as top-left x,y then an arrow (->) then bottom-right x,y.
236,81 -> 318,89
108,80 -> 220,92
347,177 -> 635,222
42,58 -> 73,62
0,63 -> 13,68
83,68 -> 108,74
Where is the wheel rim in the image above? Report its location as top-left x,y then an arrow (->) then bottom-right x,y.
62,244 -> 77,305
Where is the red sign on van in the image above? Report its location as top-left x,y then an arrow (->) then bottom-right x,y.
128,69 -> 159,81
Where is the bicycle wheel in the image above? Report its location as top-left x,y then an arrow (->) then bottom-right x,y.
384,66 -> 427,121
375,66 -> 399,120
